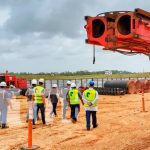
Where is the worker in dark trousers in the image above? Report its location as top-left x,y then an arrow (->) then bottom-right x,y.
48,84 -> 59,117
82,81 -> 99,131
67,83 -> 83,123
25,79 -> 37,123
0,82 -> 12,129
32,78 -> 46,125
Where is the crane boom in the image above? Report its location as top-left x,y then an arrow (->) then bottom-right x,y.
84,8 -> 150,57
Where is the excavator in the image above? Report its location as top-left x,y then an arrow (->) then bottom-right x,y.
84,8 -> 150,63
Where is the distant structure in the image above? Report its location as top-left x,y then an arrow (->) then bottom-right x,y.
105,70 -> 112,75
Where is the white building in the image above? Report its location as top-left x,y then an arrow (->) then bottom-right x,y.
105,70 -> 112,75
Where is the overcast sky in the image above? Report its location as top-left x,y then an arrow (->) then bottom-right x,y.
0,0 -> 150,73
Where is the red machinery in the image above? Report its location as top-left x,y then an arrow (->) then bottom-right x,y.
84,8 -> 150,57
0,70 -> 27,90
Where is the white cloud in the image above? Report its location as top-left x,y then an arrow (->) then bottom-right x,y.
0,8 -> 10,27
0,0 -> 149,73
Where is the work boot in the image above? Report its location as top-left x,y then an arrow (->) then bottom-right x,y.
1,124 -> 9,129
32,124 -> 36,129
55,114 -> 58,117
93,124 -> 98,128
87,128 -> 90,131
71,119 -> 76,123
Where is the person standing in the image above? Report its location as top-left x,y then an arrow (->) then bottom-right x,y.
25,79 -> 37,122
61,81 -> 71,120
32,78 -> 46,125
9,84 -> 15,98
48,84 -> 59,117
0,82 -> 12,129
67,83 -> 83,123
82,81 -> 99,131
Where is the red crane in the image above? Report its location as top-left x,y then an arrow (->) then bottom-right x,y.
0,70 -> 27,95
84,8 -> 150,61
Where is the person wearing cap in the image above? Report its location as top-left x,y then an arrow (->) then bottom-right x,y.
0,82 -> 12,129
82,81 -> 99,130
61,81 -> 71,120
25,79 -> 37,122
67,83 -> 83,123
32,78 -> 46,125
48,84 -> 59,117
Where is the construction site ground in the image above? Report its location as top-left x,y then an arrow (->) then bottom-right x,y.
1,93 -> 150,150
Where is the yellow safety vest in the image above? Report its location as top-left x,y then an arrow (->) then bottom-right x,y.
84,89 -> 97,107
33,86 -> 44,104
68,89 -> 80,105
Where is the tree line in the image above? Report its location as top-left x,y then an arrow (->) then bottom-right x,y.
7,70 -> 132,76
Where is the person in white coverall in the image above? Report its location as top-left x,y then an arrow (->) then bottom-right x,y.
61,81 -> 71,120
0,82 -> 12,129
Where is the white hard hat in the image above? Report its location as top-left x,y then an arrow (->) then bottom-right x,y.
67,81 -> 71,85
31,79 -> 37,85
39,78 -> 44,83
52,84 -> 57,88
0,81 -> 6,87
71,83 -> 76,88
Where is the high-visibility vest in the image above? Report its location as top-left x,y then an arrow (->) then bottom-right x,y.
84,89 -> 97,107
68,89 -> 80,105
33,86 -> 44,104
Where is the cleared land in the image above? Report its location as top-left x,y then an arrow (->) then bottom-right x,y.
1,93 -> 150,150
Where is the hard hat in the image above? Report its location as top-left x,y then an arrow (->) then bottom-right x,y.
39,78 -> 44,83
52,84 -> 57,88
0,81 -> 6,87
71,83 -> 76,88
66,81 -> 71,85
31,79 -> 37,85
89,81 -> 94,86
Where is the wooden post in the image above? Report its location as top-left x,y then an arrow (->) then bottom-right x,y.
102,79 -> 104,88
57,80 -> 59,88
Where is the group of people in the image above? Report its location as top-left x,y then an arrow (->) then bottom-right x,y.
25,78 -> 46,125
64,80 -> 99,130
0,78 -> 99,131
26,79 -> 99,130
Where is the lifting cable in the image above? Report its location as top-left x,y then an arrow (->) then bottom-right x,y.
93,45 -> 96,64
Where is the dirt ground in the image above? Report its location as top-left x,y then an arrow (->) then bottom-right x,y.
1,93 -> 150,150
